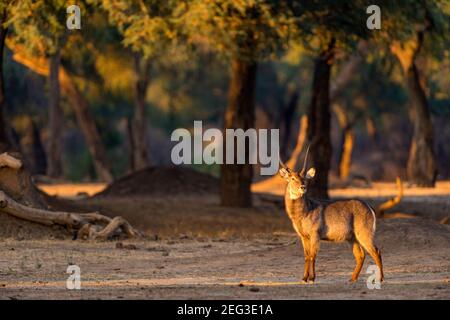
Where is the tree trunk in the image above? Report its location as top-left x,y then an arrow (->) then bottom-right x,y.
126,117 -> 135,172
0,152 -> 48,207
47,50 -> 63,178
391,30 -> 436,187
280,84 -> 301,160
329,40 -> 368,102
131,54 -> 150,171
21,119 -> 47,175
0,11 -> 10,153
333,103 -> 354,180
286,115 -> 308,170
405,63 -> 436,186
366,116 -> 377,142
328,42 -> 368,181
338,126 -> 354,180
59,72 -> 114,182
220,58 -> 257,207
306,41 -> 334,199
7,42 -> 114,182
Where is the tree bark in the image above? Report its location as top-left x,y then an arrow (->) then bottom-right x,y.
0,11 -> 10,153
338,126 -> 354,180
366,116 -> 377,142
7,42 -> 114,182
329,40 -> 368,102
220,58 -> 257,207
333,103 -> 355,180
131,54 -> 150,171
280,84 -> 301,159
306,41 -> 334,199
21,119 -> 47,175
59,72 -> 114,182
404,63 -> 436,186
286,115 -> 308,171
47,50 -> 63,178
391,31 -> 437,187
126,117 -> 135,172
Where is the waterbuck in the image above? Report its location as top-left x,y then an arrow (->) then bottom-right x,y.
279,146 -> 384,283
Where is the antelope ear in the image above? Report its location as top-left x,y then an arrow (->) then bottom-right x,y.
279,167 -> 291,180
305,167 -> 316,179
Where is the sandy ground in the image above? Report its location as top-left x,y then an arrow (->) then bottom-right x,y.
37,180 -> 450,198
0,218 -> 449,299
0,181 -> 449,299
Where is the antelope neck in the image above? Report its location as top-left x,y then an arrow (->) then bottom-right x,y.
285,185 -> 308,219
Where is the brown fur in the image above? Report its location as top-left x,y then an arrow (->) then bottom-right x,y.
279,166 -> 384,283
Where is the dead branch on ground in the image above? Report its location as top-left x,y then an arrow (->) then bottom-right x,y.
376,176 -> 403,218
0,153 -> 141,240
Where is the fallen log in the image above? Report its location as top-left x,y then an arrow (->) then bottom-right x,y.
0,152 -> 141,240
0,190 -> 141,240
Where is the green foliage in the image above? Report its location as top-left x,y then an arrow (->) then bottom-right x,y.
290,1 -> 370,53
2,0 -> 449,180
7,0 -> 80,55
95,0 -> 178,58
178,0 -> 295,61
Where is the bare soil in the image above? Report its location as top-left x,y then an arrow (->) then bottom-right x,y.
95,166 -> 219,197
1,173 -> 449,299
0,217 -> 449,299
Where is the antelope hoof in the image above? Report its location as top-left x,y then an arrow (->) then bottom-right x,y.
301,278 -> 315,284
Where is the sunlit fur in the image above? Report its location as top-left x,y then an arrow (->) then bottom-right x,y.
279,165 -> 384,283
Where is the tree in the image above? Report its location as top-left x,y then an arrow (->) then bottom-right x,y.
98,0 -> 178,171
7,0 -> 67,178
131,53 -> 151,170
7,1 -> 114,182
389,2 -> 448,186
290,1 -> 369,198
0,2 -> 139,236
330,41 -> 369,180
0,1 -> 13,153
21,118 -> 47,175
181,0 -> 293,206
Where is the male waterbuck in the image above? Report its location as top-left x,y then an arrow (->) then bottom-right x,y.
279,146 -> 384,283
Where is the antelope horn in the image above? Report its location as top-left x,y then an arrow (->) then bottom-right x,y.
300,144 -> 311,177
278,152 -> 288,170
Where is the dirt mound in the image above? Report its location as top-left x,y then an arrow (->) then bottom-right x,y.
95,166 -> 219,198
